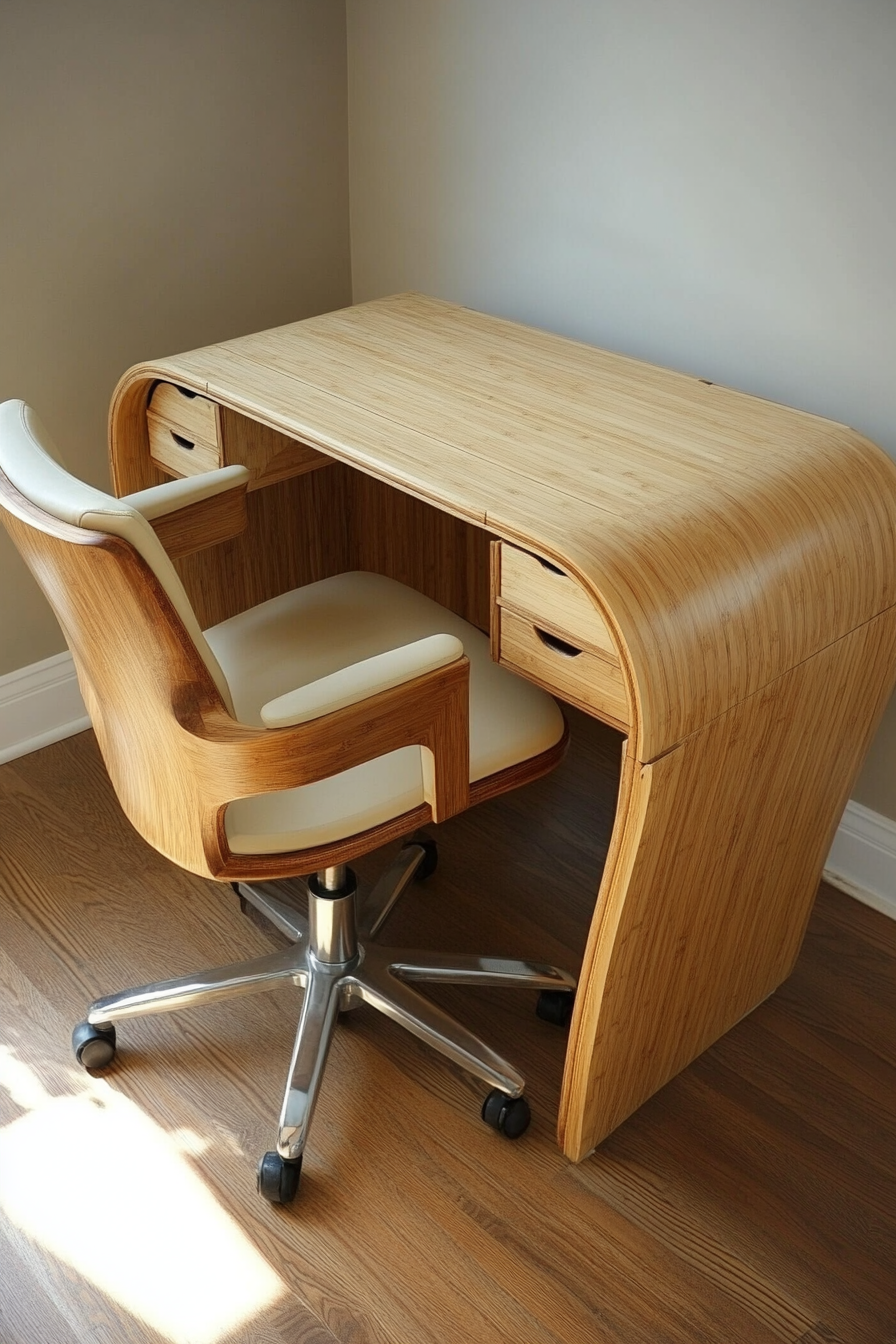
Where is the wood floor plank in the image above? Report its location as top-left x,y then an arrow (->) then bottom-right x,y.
585,1061 -> 896,1344
558,1151 -> 815,1341
704,1013 -> 896,1183
795,1325 -> 851,1344
0,1221 -> 84,1344
1,716 -> 895,1344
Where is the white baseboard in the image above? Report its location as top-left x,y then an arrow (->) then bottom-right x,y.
1,652 -> 895,921
823,799 -> 896,922
0,651 -> 90,765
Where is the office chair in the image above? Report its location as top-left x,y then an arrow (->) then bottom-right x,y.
0,398 -> 575,1204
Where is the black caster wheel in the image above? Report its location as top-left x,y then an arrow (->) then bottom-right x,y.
72,1020 -> 117,1070
536,988 -> 575,1027
481,1089 -> 531,1139
257,1151 -> 302,1204
409,831 -> 438,881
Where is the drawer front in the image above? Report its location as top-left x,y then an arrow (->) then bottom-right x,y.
147,412 -> 222,477
498,543 -> 615,657
149,383 -> 220,443
498,608 -> 629,729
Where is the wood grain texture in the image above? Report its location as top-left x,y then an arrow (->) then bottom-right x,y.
496,540 -> 617,657
105,293 -> 896,1162
148,382 -> 334,490
496,607 -> 630,730
348,471 -> 493,631
561,607 -> 896,1159
110,292 -> 896,761
0,470 -> 491,881
1,465 -> 569,891
147,476 -> 248,559
111,382 -> 353,630
1,721 -> 894,1344
174,465 -> 354,629
219,404 -> 331,489
148,380 -> 221,442
164,449 -> 490,634
493,540 -> 629,727
148,410 -> 222,476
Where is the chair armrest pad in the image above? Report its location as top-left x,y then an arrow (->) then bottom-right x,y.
260,633 -> 465,728
122,465 -> 250,520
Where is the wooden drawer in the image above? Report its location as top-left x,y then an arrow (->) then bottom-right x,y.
497,608 -> 629,728
147,382 -> 330,488
149,383 -> 220,443
147,383 -> 222,478
147,410 -> 222,477
496,542 -> 615,657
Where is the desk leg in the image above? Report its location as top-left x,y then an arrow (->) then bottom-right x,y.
558,607 -> 896,1162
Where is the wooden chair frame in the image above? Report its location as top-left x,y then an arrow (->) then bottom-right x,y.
1,465 -> 566,882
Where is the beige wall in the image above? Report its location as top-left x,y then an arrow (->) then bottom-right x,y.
346,0 -> 896,818
0,0 -> 351,674
6,1 -> 896,817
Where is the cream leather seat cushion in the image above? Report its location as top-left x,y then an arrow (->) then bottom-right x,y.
205,571 -> 565,854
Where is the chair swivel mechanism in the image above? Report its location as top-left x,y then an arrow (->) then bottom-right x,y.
0,399 -> 575,1204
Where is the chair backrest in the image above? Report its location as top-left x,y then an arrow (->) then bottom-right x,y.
0,400 -> 234,705
0,399 -> 235,871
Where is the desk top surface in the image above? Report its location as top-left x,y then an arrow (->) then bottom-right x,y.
111,293 -> 896,760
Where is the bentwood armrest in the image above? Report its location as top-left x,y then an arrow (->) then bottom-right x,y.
124,465 -> 250,559
186,654 -> 471,832
260,634 -> 465,727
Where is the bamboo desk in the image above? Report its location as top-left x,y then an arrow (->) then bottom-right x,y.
110,293 -> 896,1162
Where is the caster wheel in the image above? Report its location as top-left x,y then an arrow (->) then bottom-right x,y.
257,1151 -> 302,1204
536,988 -> 575,1027
481,1089 -> 531,1139
409,831 -> 438,881
72,1021 -> 117,1070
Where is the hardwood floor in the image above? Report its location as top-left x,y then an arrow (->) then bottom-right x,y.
0,709 -> 894,1344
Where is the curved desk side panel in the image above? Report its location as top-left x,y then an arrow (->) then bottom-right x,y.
109,370 -> 167,494
559,606 -> 896,1159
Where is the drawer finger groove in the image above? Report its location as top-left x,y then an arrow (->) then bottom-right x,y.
497,607 -> 629,730
534,627 -> 584,658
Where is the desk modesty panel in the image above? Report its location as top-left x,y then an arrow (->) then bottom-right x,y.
109,295 -> 896,1161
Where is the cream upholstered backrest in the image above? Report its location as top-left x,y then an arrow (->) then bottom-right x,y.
0,399 -> 235,714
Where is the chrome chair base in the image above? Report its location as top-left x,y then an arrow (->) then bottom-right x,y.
77,835 -> 576,1200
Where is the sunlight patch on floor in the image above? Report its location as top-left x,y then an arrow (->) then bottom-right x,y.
0,1046 -> 286,1344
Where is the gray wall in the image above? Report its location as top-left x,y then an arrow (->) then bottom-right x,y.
0,0 -> 351,674
346,0 -> 896,818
